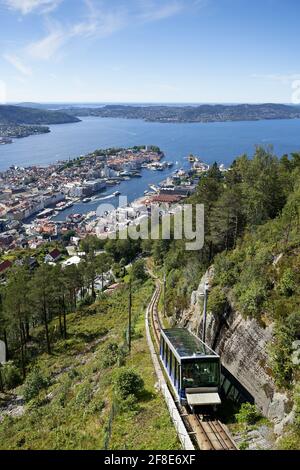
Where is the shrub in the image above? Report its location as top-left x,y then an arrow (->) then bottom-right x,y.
23,367 -> 50,402
131,260 -> 147,282
119,393 -> 140,414
113,368 -> 144,400
75,383 -> 93,406
1,361 -> 22,390
78,294 -> 94,308
102,342 -> 120,368
278,268 -> 297,297
235,403 -> 261,425
236,280 -> 267,318
208,286 -> 228,317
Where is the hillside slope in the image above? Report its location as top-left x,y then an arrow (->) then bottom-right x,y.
0,105 -> 80,125
0,280 -> 178,450
60,103 -> 300,123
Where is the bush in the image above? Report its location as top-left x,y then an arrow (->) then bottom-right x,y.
131,260 -> 147,282
208,286 -> 228,316
102,342 -> 120,368
278,268 -> 297,297
1,361 -> 22,390
235,403 -> 260,425
113,368 -> 144,400
236,280 -> 267,318
23,367 -> 50,402
75,383 -> 93,406
78,294 -> 95,308
119,393 -> 140,414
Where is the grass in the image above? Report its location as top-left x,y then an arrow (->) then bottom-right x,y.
0,279 -> 179,450
109,297 -> 179,450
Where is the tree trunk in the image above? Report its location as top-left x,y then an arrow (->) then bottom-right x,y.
43,297 -> 51,354
19,321 -> 26,379
62,295 -> 67,340
25,318 -> 30,342
3,329 -> 9,360
58,311 -> 63,338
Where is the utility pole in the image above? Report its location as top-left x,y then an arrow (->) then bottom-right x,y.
128,278 -> 132,352
163,272 -> 166,318
202,282 -> 209,344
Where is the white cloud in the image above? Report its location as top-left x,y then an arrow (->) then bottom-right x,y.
4,0 -> 62,14
26,27 -> 65,60
252,73 -> 300,85
5,0 -> 191,65
138,1 -> 184,22
3,52 -> 32,75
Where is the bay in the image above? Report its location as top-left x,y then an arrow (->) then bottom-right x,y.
1,116 -> 300,220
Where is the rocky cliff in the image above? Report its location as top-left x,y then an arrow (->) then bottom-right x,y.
177,267 -> 294,434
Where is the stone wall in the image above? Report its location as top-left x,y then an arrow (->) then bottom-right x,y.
178,268 -> 293,430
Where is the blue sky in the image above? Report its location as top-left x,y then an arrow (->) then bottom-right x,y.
0,0 -> 300,103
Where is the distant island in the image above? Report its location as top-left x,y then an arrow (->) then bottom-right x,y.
2,103 -> 300,144
58,103 -> 300,123
0,105 -> 81,142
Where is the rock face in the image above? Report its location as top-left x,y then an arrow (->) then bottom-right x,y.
178,268 -> 292,423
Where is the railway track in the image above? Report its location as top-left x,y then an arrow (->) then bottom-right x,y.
148,278 -> 237,451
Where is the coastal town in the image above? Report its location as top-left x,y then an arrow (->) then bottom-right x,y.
0,145 -> 224,276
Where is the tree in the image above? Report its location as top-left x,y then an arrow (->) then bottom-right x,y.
131,259 -> 147,282
4,266 -> 31,378
29,265 -> 54,354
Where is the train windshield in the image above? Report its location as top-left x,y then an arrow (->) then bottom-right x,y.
182,360 -> 219,388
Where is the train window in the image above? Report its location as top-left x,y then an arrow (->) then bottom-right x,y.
182,360 -> 219,388
161,338 -> 164,358
172,353 -> 177,380
174,360 -> 177,385
165,344 -> 169,366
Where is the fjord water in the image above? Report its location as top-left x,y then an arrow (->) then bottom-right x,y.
1,116 -> 300,219
1,117 -> 300,170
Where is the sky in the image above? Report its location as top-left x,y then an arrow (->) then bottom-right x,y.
0,0 -> 300,103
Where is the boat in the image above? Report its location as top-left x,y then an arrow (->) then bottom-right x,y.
113,191 -> 121,196
82,197 -> 92,203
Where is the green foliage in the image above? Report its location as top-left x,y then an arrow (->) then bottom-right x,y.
75,382 -> 93,407
78,294 -> 95,308
208,286 -> 228,316
131,259 -> 147,282
294,385 -> 300,430
269,312 -> 300,387
235,280 -> 267,318
1,361 -> 22,390
278,268 -> 297,297
113,368 -> 144,400
118,393 -> 140,415
235,403 -> 261,425
102,342 -> 120,368
23,367 -> 50,402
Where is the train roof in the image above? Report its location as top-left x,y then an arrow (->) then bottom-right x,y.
161,328 -> 219,360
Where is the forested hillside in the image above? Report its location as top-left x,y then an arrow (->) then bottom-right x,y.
149,146 -> 300,448
0,105 -> 80,125
60,103 -> 300,123
1,145 -> 300,449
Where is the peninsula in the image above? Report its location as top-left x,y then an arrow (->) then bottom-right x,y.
0,105 -> 81,142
